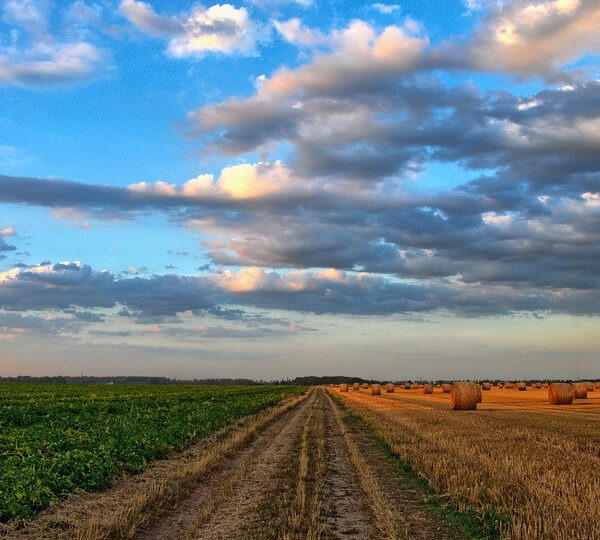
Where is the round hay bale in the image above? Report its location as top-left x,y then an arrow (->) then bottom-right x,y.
542,382 -> 548,388
548,383 -> 573,405
352,383 -> 360,390
504,382 -> 514,389
516,382 -> 526,391
423,384 -> 433,394
584,381 -> 593,392
361,383 -> 369,389
404,383 -> 411,390
475,384 -> 482,403
594,382 -> 600,390
441,383 -> 451,393
573,382 -> 588,399
451,382 -> 478,410
371,384 -> 381,395
481,382 -> 491,391
385,383 -> 395,393
339,383 -> 349,392
535,382 -> 542,389
410,384 -> 419,390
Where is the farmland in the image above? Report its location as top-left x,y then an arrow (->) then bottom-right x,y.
0,383 -> 305,523
333,384 -> 600,540
2,383 -> 600,539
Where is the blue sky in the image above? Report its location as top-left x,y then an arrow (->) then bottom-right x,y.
1,0 -> 599,380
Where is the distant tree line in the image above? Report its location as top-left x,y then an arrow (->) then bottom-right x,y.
0,375 -> 595,386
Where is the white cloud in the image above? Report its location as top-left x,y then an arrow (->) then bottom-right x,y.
2,0 -> 50,36
168,4 -> 258,57
470,0 -> 600,76
120,1 -> 260,58
372,3 -> 401,15
263,20 -> 428,96
0,40 -> 109,86
118,0 -> 182,36
129,161 -> 302,200
274,18 -> 328,47
0,145 -> 29,168
0,1 -> 111,86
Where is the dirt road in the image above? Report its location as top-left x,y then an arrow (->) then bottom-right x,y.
4,388 -> 465,540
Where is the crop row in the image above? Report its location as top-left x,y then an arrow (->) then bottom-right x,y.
0,383 -> 305,522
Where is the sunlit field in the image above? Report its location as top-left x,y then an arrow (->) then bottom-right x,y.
331,384 -> 600,540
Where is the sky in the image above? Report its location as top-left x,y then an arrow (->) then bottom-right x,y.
0,0 -> 599,380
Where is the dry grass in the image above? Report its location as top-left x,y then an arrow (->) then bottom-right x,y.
281,396 -> 327,540
334,387 -> 600,540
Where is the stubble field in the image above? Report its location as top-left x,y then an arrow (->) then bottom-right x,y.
333,384 -> 600,540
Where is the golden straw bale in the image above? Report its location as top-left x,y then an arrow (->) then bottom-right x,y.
361,383 -> 369,389
403,383 -> 411,390
450,382 -> 478,410
339,383 -> 349,392
535,382 -> 542,389
481,382 -> 491,390
504,382 -> 514,389
441,383 -> 451,393
475,384 -> 482,403
352,383 -> 360,390
548,383 -> 573,405
385,383 -> 395,393
516,382 -> 526,391
423,384 -> 433,394
584,381 -> 593,392
410,384 -> 419,389
542,382 -> 548,388
573,382 -> 588,399
371,384 -> 381,395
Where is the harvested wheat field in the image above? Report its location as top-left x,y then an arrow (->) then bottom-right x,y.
334,384 -> 600,540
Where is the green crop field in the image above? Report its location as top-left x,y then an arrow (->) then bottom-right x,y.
0,383 -> 306,522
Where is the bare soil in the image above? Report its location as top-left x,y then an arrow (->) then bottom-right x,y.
2,388 -> 466,540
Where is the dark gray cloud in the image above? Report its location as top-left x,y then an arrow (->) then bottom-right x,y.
0,239 -> 16,252
1,261 -> 598,322
0,310 -> 77,335
0,262 -> 216,315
